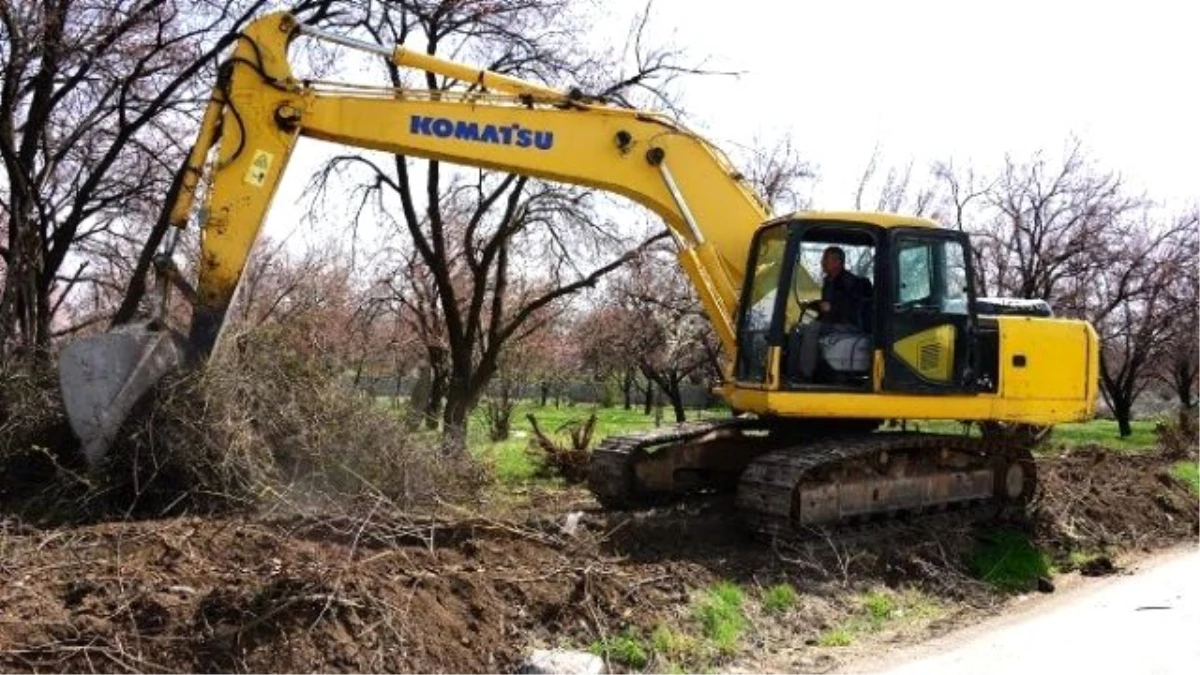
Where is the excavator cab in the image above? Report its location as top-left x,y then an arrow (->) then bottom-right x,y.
733,215 -> 979,395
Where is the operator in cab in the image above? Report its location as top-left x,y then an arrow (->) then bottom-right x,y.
797,246 -> 869,381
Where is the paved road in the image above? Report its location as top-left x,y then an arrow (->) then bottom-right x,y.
857,548 -> 1199,675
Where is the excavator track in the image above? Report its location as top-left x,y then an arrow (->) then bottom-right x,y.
587,418 -> 755,509
737,433 -> 1035,540
588,421 -> 1036,540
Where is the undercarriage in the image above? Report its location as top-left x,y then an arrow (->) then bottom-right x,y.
587,418 -> 1037,538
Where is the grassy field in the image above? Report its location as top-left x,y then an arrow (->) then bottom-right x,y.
464,401 -> 1164,484
1046,419 -> 1159,451
910,418 -> 1158,452
469,402 -> 726,483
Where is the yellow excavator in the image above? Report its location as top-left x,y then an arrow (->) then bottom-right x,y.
58,13 -> 1099,537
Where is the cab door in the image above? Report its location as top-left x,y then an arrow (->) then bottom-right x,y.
733,223 -> 794,388
883,229 -> 978,393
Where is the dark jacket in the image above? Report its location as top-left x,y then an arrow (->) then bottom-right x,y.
820,270 -> 869,327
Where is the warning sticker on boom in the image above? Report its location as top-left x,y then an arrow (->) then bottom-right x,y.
244,150 -> 273,187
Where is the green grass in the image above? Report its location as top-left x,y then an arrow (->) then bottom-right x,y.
583,582 -> 752,671
589,629 -> 648,670
761,583 -> 799,615
861,590 -> 896,628
1170,461 -> 1199,497
817,628 -> 854,647
913,418 -> 1158,453
649,624 -> 703,672
691,582 -> 748,657
816,588 -> 941,649
968,530 -> 1052,592
1063,550 -> 1106,572
1049,419 -> 1157,452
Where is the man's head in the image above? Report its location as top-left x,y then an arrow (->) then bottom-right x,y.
821,246 -> 846,277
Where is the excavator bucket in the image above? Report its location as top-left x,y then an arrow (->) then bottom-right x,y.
58,322 -> 186,467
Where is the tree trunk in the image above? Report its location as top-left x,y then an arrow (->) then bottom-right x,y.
622,368 -> 633,410
671,394 -> 686,423
1112,401 -> 1134,438
424,372 -> 446,431
406,364 -> 431,431
643,378 -> 654,415
423,346 -> 448,430
441,353 -> 498,453
540,381 -> 549,407
1174,357 -> 1197,409
664,376 -> 686,423
1,223 -> 52,358
442,385 -> 473,455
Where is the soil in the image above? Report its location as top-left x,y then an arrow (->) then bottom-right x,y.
1035,447 -> 1198,551
0,448 -> 1195,674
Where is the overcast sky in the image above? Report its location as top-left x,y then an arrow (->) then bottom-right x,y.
589,0 -> 1198,207
264,0 -> 1197,244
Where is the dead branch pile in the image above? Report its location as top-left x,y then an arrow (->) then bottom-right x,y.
0,358 -> 79,503
1,328 -> 481,522
1033,446 -> 1198,552
105,328 -> 484,516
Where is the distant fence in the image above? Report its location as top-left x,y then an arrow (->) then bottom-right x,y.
355,376 -> 1186,419
354,376 -> 720,409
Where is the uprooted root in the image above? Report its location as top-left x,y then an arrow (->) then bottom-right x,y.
526,412 -> 597,483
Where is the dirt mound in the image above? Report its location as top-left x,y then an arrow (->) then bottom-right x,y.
0,448 -> 1194,673
0,510 -> 719,673
1035,447 -> 1198,551
0,507 -> 989,674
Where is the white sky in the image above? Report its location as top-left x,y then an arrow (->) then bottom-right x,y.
264,0 -> 1198,245
595,0 -> 1198,207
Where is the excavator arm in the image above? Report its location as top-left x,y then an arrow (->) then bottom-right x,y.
185,12 -> 770,356
59,12 -> 774,464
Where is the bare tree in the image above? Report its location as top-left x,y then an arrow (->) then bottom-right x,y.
303,1 -> 686,450
1161,297 -> 1199,419
0,0 -> 334,357
613,250 -> 720,423
739,135 -> 816,214
1058,211 -> 1196,436
980,141 -> 1142,301
853,146 -> 938,216
574,295 -> 649,410
1153,212 -> 1199,420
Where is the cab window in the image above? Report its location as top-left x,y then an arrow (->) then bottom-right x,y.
735,225 -> 788,383
894,237 -> 969,315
